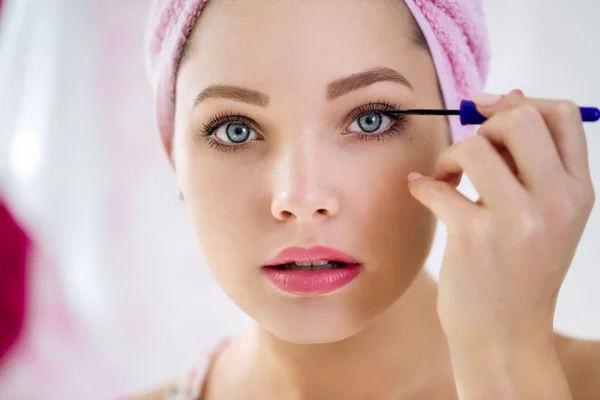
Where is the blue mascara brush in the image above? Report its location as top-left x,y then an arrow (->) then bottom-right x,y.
397,100 -> 600,125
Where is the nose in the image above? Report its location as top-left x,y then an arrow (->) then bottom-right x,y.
270,146 -> 340,222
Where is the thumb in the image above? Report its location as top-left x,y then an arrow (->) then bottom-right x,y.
407,173 -> 476,226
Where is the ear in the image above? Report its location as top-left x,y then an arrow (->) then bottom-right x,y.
170,142 -> 185,202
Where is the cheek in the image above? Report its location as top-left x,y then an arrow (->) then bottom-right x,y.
175,142 -> 268,274
359,180 -> 436,264
344,137 -> 439,272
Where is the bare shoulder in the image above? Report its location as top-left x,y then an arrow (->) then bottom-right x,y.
555,333 -> 600,399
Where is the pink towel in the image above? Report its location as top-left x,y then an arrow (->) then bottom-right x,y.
144,0 -> 490,153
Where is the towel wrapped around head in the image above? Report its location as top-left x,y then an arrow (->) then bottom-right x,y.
144,0 -> 491,154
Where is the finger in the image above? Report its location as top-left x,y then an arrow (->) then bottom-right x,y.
539,99 -> 591,181
477,104 -> 565,195
408,173 -> 479,226
496,145 -> 519,177
434,136 -> 528,210
509,88 -> 524,96
471,93 -> 589,180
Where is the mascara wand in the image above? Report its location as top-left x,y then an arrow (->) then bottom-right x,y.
397,100 -> 600,125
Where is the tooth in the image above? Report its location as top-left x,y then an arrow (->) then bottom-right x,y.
312,260 -> 329,266
294,261 -> 313,267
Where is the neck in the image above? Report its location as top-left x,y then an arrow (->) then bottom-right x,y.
250,270 -> 453,399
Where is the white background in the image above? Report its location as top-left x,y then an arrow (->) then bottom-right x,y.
0,0 -> 598,398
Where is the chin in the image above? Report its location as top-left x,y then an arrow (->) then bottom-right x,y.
252,294 -> 383,345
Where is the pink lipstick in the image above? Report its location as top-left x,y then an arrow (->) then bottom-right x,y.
262,245 -> 361,295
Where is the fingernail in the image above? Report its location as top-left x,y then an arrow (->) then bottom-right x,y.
408,172 -> 423,182
471,92 -> 502,107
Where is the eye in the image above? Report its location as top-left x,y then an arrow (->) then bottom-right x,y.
348,112 -> 393,134
214,122 -> 258,144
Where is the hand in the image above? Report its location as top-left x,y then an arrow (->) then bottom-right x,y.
409,90 -> 595,341
408,91 -> 596,397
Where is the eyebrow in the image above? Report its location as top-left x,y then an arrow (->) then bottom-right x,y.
193,84 -> 270,108
327,67 -> 413,100
192,67 -> 413,108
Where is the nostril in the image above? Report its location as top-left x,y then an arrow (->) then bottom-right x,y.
315,209 -> 329,217
280,210 -> 294,219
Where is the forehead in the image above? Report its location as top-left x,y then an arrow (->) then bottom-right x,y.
178,0 -> 431,103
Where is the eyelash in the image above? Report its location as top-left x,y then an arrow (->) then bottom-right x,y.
198,101 -> 409,152
342,100 -> 408,142
199,112 -> 258,152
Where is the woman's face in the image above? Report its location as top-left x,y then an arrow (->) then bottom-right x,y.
174,0 -> 449,343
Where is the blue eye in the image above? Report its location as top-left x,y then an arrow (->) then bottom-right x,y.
215,122 -> 257,144
349,113 -> 392,134
359,114 -> 381,132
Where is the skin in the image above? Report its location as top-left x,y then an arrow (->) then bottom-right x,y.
132,0 -> 599,398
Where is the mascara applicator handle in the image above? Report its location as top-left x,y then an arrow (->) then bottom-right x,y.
458,100 -> 600,125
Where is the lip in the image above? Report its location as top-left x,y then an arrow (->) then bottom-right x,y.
264,245 -> 360,267
262,245 -> 361,295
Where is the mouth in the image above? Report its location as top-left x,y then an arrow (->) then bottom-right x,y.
272,260 -> 350,271
262,246 -> 361,295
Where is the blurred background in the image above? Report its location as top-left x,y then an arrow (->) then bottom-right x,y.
0,0 -> 598,398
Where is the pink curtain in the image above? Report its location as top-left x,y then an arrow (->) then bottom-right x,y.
0,0 -> 27,368
0,199 -> 28,366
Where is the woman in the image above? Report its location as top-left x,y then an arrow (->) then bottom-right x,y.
135,0 -> 599,398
